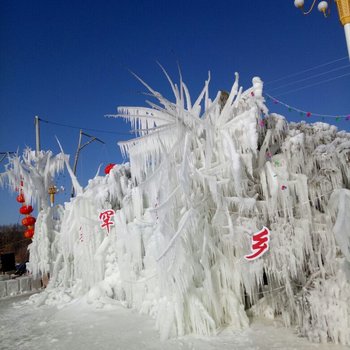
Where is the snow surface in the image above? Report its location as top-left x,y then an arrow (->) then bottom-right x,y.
0,293 -> 349,350
2,72 -> 350,346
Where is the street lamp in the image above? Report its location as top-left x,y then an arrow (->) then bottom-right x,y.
294,0 -> 350,59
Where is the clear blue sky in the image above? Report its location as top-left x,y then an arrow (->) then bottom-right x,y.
1,0 -> 349,225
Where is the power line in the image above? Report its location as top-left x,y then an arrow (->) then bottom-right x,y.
265,56 -> 349,85
39,118 -> 133,136
267,64 -> 350,93
271,72 -> 350,97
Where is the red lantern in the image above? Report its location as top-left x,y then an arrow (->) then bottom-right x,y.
22,216 -> 36,226
19,205 -> 34,215
16,193 -> 25,203
24,228 -> 34,239
104,163 -> 116,174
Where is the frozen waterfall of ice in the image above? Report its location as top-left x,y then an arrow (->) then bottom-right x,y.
3,73 -> 350,345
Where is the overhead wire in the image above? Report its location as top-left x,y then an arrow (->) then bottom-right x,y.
262,56 -> 350,118
265,56 -> 349,85
269,71 -> 350,97
267,63 -> 350,93
39,117 -> 133,136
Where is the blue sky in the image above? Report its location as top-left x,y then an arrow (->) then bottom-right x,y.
1,0 -> 349,225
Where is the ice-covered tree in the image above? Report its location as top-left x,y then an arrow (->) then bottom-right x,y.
0,148 -> 66,209
0,148 -> 67,275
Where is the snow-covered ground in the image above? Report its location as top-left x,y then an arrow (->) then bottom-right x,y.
0,293 -> 348,350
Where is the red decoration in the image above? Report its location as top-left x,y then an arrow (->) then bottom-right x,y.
16,193 -> 25,203
15,183 -> 36,235
306,112 -> 311,117
22,216 -> 36,227
104,163 -> 116,175
99,209 -> 115,233
244,227 -> 270,261
19,205 -> 33,215
281,185 -> 287,190
24,228 -> 34,239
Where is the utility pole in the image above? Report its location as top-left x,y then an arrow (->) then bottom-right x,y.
35,116 -> 41,156
71,129 -> 105,197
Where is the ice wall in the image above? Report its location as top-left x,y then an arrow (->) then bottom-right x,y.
28,73 -> 350,345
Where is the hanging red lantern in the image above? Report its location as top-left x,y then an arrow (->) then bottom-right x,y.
24,228 -> 34,239
16,193 -> 25,203
22,216 -> 36,226
19,205 -> 33,215
104,163 -> 116,175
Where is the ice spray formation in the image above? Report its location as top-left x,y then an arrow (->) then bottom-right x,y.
5,72 -> 350,345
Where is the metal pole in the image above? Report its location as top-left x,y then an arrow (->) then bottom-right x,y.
35,116 -> 41,156
71,130 -> 105,197
344,23 -> 350,59
335,0 -> 350,60
71,129 -> 83,197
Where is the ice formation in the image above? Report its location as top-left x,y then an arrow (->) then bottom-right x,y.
2,73 -> 350,345
0,148 -> 66,209
0,149 -> 67,273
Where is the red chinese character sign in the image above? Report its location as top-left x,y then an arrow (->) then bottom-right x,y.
244,226 -> 270,261
99,209 -> 115,234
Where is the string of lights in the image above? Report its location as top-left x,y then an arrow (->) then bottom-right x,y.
264,93 -> 350,120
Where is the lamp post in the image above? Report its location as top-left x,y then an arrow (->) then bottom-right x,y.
336,0 -> 350,58
294,0 -> 350,59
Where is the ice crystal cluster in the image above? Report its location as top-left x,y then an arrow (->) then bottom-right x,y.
3,73 -> 350,345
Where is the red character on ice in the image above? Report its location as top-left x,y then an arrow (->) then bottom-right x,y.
99,209 -> 115,233
244,226 -> 270,261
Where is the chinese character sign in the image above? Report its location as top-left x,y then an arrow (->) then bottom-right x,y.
244,226 -> 270,261
99,209 -> 115,233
